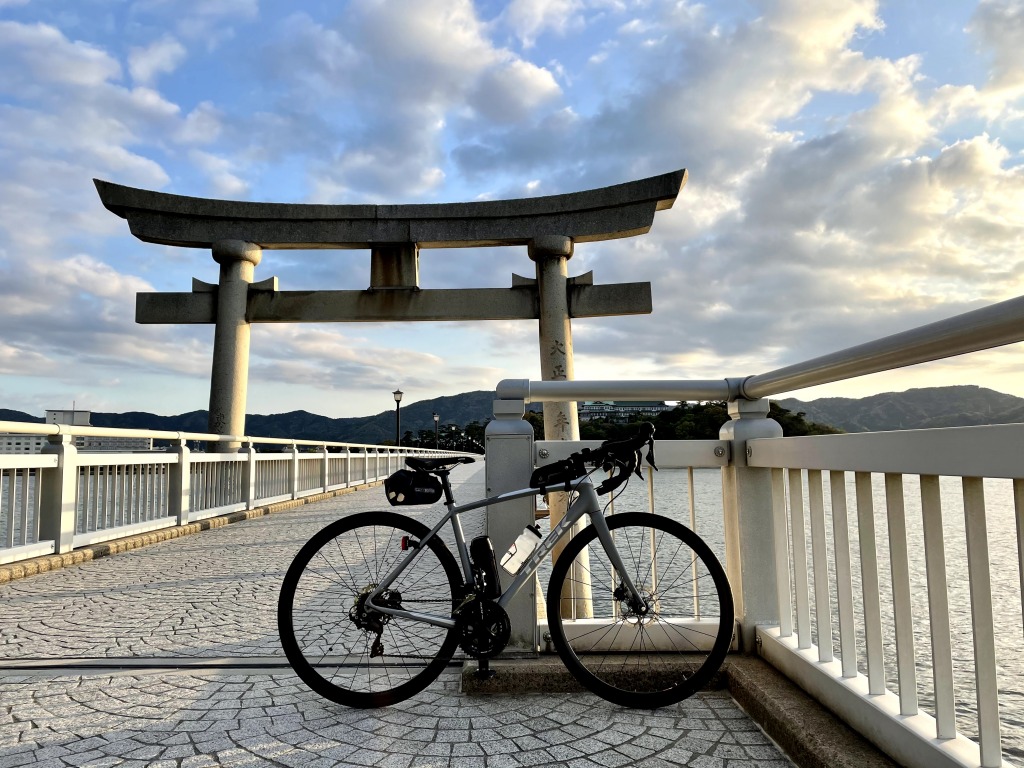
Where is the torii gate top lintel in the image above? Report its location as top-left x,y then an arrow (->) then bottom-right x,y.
93,169 -> 686,250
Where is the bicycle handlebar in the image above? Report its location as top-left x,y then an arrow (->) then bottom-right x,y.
530,423 -> 658,496
582,422 -> 658,495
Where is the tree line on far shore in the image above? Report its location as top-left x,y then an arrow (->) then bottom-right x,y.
398,401 -> 839,450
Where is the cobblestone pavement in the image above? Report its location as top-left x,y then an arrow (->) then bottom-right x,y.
0,464 -> 792,767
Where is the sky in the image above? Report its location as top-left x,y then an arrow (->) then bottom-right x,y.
0,0 -> 1022,420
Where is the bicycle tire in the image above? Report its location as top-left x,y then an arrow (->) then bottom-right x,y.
547,512 -> 734,708
278,510 -> 462,708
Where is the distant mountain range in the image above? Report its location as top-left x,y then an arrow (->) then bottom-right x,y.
778,385 -> 1024,432
3,385 -> 1021,441
0,392 -> 541,445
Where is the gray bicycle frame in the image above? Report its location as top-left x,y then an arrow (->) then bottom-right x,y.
365,474 -> 644,629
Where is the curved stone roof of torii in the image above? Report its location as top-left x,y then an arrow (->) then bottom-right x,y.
94,169 -> 686,250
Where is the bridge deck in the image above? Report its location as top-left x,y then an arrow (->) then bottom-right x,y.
0,463 -> 798,767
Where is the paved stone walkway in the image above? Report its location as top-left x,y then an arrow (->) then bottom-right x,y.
0,464 -> 792,767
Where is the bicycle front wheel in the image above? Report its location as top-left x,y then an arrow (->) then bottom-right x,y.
278,511 -> 462,708
547,512 -> 734,708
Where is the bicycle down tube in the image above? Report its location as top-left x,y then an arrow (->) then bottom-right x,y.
364,475 -> 645,628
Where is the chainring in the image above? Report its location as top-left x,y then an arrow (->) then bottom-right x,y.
456,599 -> 511,659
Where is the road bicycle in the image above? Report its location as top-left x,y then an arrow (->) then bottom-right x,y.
278,424 -> 734,709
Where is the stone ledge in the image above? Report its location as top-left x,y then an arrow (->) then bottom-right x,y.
461,654 -> 898,768
0,481 -> 382,585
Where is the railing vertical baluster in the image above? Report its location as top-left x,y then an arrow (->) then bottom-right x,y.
116,465 -> 123,527
885,473 -> 918,716
20,468 -> 31,546
689,466 -> 701,620
1016,478 -> 1023,639
962,477 -> 1002,768
4,468 -> 13,548
89,465 -> 98,532
290,444 -> 299,500
829,471 -> 856,678
321,444 -> 329,493
345,449 -> 351,487
788,468 -> 811,649
808,470 -> 833,662
855,472 -> 885,695
919,474 -> 956,739
771,468 -> 792,637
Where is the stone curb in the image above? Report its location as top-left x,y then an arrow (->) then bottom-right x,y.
461,654 -> 898,768
0,480 -> 383,585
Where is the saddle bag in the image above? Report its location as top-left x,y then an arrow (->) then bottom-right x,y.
384,469 -> 443,506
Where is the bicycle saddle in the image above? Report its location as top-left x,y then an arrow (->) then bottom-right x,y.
405,456 -> 476,472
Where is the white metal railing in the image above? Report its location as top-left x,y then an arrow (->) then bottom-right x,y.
0,420 -> 469,564
748,427 -> 1023,768
532,439 -> 731,642
486,290 -> 1024,768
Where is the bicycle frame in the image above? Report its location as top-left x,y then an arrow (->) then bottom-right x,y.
365,473 -> 645,631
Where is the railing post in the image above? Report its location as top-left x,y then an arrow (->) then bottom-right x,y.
240,441 -> 257,509
720,397 -> 783,652
485,397 -> 537,649
320,444 -> 329,493
290,443 -> 300,499
344,448 -> 351,487
168,438 -> 191,525
38,434 -> 79,554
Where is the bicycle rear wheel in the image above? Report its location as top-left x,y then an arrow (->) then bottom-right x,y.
547,512 -> 734,708
278,511 -> 462,708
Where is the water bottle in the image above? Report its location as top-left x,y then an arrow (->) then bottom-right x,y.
500,524 -> 542,574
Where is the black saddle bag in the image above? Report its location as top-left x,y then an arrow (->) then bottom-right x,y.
385,469 -> 443,505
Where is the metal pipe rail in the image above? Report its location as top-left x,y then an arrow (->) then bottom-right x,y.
0,420 -> 426,452
498,292 -> 1024,403
1,420 -> 471,566
742,293 -> 1024,399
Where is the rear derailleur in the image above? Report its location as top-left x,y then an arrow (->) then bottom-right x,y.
350,585 -> 402,657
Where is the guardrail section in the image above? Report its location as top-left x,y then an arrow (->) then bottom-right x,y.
748,425 -> 1023,768
0,420 -> 470,565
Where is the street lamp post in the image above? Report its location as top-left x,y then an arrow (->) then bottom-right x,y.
393,389 -> 403,446
433,412 -> 439,449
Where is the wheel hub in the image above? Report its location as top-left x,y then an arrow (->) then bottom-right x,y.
349,585 -> 402,634
614,584 -> 656,625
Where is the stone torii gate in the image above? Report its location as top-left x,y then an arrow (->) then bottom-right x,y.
94,169 -> 686,446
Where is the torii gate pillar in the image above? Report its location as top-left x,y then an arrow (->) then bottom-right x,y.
530,235 -> 578,441
530,235 -> 592,617
209,240 -> 261,443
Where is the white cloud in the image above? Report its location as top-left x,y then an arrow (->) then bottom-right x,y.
128,36 -> 187,85
503,0 -> 586,47
469,59 -> 562,122
188,149 -> 249,197
968,0 -> 1024,92
0,21 -> 121,89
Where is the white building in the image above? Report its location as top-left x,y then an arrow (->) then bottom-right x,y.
0,410 -> 153,453
578,401 -> 673,423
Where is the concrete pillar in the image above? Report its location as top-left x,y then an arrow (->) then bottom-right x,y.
208,240 -> 262,447
168,438 -> 191,525
720,397 -> 783,652
529,236 -> 590,617
485,398 -> 537,649
38,434 -> 79,554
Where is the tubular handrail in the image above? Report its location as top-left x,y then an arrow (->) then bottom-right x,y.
740,293 -> 1024,399
0,420 -> 460,452
497,292 -> 1024,403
